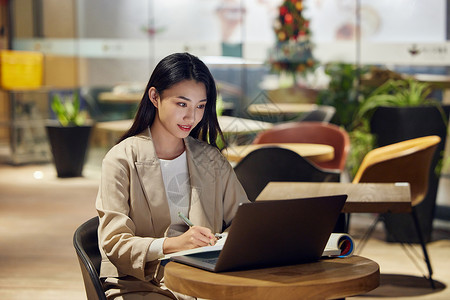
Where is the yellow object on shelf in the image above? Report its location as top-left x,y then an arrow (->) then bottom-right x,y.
0,50 -> 43,90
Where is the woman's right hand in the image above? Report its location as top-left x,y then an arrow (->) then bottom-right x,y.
163,226 -> 217,254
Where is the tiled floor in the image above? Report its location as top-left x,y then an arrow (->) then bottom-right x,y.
0,156 -> 450,299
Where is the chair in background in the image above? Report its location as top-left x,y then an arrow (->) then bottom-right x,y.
73,217 -> 107,300
234,147 -> 340,202
352,135 -> 441,289
297,105 -> 336,123
233,147 -> 345,231
252,121 -> 350,173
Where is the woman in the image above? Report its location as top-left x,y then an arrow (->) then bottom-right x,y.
96,52 -> 249,299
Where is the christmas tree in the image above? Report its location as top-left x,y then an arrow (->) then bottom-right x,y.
268,0 -> 317,77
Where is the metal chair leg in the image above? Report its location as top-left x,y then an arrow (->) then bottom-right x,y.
334,213 -> 348,233
355,214 -> 381,255
411,208 -> 435,289
344,213 -> 351,233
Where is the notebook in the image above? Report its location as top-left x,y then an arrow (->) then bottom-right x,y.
168,194 -> 347,272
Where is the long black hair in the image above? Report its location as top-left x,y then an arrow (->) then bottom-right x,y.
118,52 -> 224,148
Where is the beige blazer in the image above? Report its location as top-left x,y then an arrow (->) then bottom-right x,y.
96,129 -> 249,283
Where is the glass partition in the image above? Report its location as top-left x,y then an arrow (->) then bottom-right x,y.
4,0 -> 450,161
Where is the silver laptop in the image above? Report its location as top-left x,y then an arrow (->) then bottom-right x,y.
170,194 -> 347,272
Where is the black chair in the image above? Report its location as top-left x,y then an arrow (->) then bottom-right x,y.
73,217 -> 107,300
233,147 -> 344,231
234,147 -> 340,202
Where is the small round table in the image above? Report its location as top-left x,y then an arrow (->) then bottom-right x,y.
222,143 -> 334,164
164,256 -> 380,300
247,103 -> 318,116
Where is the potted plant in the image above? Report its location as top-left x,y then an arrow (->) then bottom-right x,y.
316,62 -> 376,178
46,91 -> 94,178
354,78 -> 450,243
317,62 -> 369,128
319,64 -> 450,242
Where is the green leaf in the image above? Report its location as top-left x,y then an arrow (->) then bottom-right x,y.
51,92 -> 87,127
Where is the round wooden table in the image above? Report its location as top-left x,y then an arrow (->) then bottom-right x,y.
222,143 -> 334,164
164,256 -> 380,300
247,103 -> 318,115
218,115 -> 273,135
98,92 -> 142,103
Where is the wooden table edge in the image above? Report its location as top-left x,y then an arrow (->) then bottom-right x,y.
164,256 -> 380,300
247,103 -> 318,115
256,182 -> 412,214
222,143 -> 334,164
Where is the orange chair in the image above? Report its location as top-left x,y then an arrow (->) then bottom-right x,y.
252,121 -> 350,172
352,135 -> 441,288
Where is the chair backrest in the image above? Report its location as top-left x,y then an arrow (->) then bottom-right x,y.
352,135 -> 441,207
73,217 -> 106,300
252,121 -> 350,171
298,105 -> 336,123
233,147 -> 340,202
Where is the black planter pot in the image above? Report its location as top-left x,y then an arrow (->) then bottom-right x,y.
370,105 -> 450,243
46,123 -> 93,178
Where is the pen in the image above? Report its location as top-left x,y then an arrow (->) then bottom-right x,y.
178,212 -> 222,240
178,212 -> 194,227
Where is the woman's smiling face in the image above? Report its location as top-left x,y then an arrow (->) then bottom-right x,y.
149,80 -> 207,140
